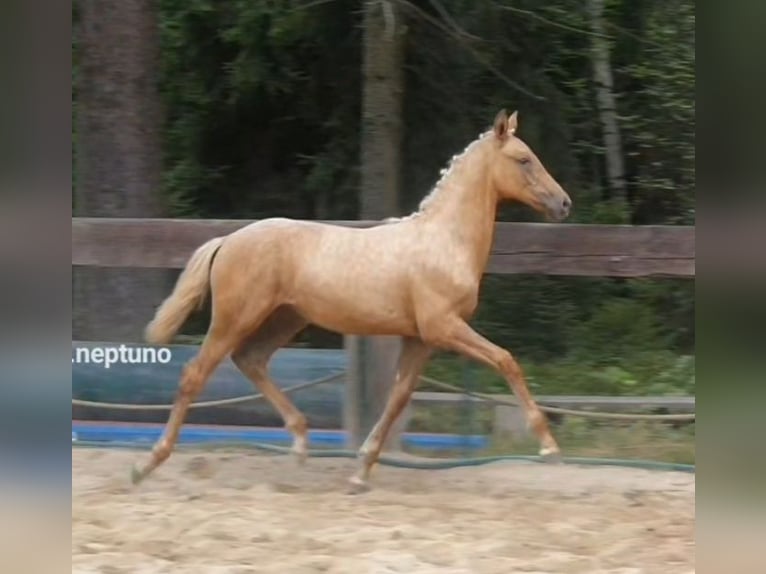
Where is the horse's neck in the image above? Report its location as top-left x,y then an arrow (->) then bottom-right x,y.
418,142 -> 498,275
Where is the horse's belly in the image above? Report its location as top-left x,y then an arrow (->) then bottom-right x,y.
306,307 -> 417,336
290,276 -> 417,336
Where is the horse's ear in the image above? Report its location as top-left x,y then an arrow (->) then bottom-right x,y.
507,110 -> 518,134
493,109 -> 509,140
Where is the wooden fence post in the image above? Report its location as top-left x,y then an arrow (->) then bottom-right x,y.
344,334 -> 403,450
346,0 -> 408,452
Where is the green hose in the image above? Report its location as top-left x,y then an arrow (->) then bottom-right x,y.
73,439 -> 695,474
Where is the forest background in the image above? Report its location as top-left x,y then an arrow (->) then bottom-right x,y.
72,0 -> 695,398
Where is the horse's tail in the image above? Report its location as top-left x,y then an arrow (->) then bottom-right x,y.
144,236 -> 225,345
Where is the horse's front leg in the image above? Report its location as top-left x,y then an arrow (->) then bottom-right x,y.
347,337 -> 432,493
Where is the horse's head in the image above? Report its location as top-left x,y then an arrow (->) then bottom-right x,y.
488,109 -> 571,222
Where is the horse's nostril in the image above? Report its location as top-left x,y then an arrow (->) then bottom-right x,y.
562,197 -> 572,209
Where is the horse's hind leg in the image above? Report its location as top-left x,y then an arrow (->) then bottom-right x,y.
231,306 -> 310,463
131,321 -> 240,484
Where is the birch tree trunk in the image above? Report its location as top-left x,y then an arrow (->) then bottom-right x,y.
345,0 -> 407,451
588,0 -> 627,209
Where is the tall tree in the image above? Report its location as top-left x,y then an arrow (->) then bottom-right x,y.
73,0 -> 168,341
588,0 -> 627,212
345,0 -> 407,451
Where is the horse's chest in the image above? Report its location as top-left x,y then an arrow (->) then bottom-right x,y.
438,270 -> 481,317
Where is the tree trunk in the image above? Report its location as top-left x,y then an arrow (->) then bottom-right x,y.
359,0 -> 404,218
345,0 -> 407,451
588,0 -> 627,210
73,0 -> 170,342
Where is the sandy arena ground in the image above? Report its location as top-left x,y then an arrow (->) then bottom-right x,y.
73,448 -> 695,574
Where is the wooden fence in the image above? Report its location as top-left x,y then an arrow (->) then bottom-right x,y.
72,217 -> 694,277
72,217 -> 695,447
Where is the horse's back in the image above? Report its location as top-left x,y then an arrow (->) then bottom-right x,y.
214,217 -> 421,335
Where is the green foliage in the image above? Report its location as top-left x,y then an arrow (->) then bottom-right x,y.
616,0 -> 695,225
424,343 -> 695,397
569,298 -> 666,363
157,0 -> 361,218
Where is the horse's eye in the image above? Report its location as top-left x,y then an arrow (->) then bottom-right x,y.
518,157 -> 530,165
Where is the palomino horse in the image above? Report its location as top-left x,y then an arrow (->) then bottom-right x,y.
132,109 -> 572,492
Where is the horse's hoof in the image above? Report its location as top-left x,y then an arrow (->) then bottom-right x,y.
539,447 -> 562,464
346,476 -> 371,495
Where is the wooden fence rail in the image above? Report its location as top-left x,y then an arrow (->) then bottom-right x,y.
411,392 -> 695,411
411,392 -> 695,438
72,217 -> 695,277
